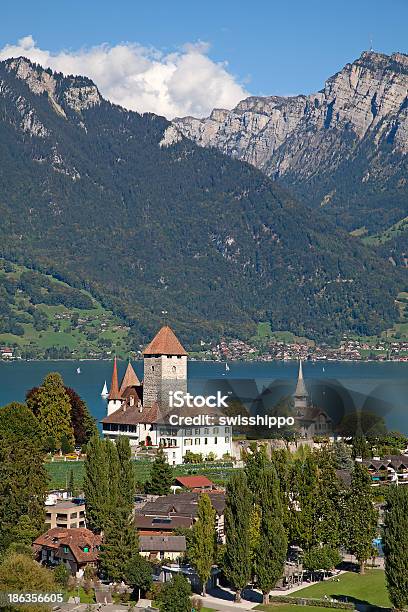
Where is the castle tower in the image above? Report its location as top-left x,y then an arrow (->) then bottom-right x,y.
119,360 -> 140,396
107,356 -> 122,415
142,325 -> 188,408
294,360 -> 308,414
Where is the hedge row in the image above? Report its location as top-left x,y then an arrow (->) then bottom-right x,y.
268,595 -> 355,610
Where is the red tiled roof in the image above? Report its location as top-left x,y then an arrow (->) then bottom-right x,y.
34,528 -> 102,564
119,361 -> 140,394
108,357 -> 121,400
175,475 -> 215,489
101,402 -> 159,425
143,326 -> 188,356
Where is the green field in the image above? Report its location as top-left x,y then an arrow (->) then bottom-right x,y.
45,459 -> 236,489
291,570 -> 390,608
0,260 -> 131,359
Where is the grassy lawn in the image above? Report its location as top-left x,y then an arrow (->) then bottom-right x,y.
291,570 -> 390,608
65,587 -> 94,603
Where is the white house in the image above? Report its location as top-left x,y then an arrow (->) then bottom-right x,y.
101,326 -> 232,465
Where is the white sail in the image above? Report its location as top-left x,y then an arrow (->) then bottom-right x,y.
76,367 -> 81,374
225,362 -> 230,372
101,380 -> 109,397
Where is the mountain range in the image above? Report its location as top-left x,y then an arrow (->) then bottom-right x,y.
175,51 -> 408,263
0,55 -> 405,347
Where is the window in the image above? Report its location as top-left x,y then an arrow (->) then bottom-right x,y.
213,427 -> 219,434
225,437 -> 230,443
185,438 -> 192,446
172,366 -> 176,373
195,429 -> 200,435
195,438 -> 200,445
204,438 -> 208,445
151,366 -> 155,371
214,437 -> 218,444
185,429 -> 192,435
63,546 -> 69,554
83,547 -> 89,553
204,428 -> 209,434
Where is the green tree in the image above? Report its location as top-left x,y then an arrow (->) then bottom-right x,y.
83,435 -> 111,533
224,471 -> 252,603
0,552 -> 56,612
314,450 -> 342,549
156,574 -> 191,612
145,449 -> 173,495
256,466 -> 288,605
343,463 -> 378,574
0,403 -> 48,553
331,440 -> 354,470
383,485 -> 408,610
31,373 -> 74,450
54,562 -> 70,588
288,454 -> 319,550
100,437 -> 139,582
189,494 -> 216,596
124,555 -> 153,601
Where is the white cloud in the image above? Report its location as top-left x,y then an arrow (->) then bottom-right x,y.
0,35 -> 250,119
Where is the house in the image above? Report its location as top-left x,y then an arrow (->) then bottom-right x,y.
173,475 -> 217,492
135,514 -> 193,535
362,455 -> 408,485
34,528 -> 101,577
45,501 -> 86,530
138,491 -> 226,542
1,347 -> 13,359
101,326 -> 232,465
139,535 -> 186,562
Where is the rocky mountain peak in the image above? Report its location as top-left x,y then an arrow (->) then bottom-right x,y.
2,56 -> 102,114
173,51 -> 408,234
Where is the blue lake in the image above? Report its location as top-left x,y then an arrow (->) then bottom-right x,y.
0,360 -> 407,433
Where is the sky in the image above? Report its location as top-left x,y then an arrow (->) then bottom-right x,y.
0,0 -> 407,118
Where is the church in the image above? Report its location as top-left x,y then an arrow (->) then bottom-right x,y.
101,325 -> 232,465
293,361 -> 333,438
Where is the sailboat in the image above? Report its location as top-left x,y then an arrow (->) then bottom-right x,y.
76,367 -> 81,374
101,380 -> 109,397
225,362 -> 230,372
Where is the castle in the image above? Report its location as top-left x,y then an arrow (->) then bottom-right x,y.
101,325 -> 232,465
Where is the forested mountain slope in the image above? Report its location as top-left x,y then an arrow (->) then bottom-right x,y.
0,57 -> 403,345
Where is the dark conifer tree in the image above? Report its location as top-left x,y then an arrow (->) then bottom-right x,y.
224,471 -> 252,603
256,466 -> 288,605
145,449 -> 173,495
383,486 -> 408,610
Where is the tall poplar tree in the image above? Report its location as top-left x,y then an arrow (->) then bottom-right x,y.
256,466 -> 288,605
83,435 -> 111,533
344,463 -> 378,574
289,454 -> 319,550
100,436 -> 139,581
224,472 -> 252,603
33,373 -> 74,450
190,494 -> 216,596
383,486 -> 408,610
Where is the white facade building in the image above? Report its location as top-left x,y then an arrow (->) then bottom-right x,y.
101,325 -> 232,465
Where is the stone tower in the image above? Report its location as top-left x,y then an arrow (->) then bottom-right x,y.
143,325 -> 188,409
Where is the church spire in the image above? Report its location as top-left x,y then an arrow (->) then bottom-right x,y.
294,360 -> 308,398
119,360 -> 140,395
108,356 -> 121,400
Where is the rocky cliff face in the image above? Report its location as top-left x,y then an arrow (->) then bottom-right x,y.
174,52 -> 408,233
